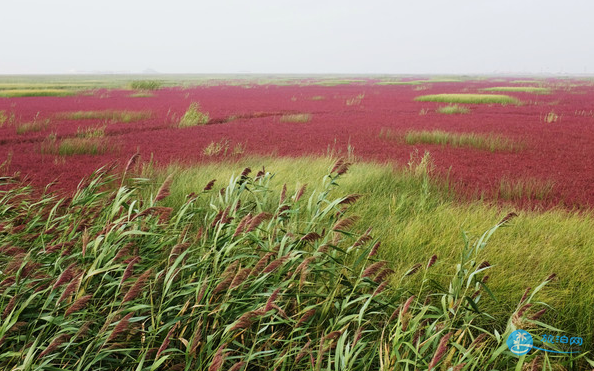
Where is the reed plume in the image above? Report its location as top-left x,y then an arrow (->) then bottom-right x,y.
296,308 -> 316,327
204,179 -> 216,191
57,273 -> 82,305
155,174 -> 174,202
362,261 -> 386,278
106,312 -> 134,342
53,263 -> 77,290
208,345 -> 227,371
332,216 -> 359,231
39,333 -> 71,357
245,212 -> 271,232
121,256 -> 140,285
294,184 -> 307,202
122,269 -> 152,303
428,332 -> 452,370
156,322 -> 179,358
426,254 -> 437,269
64,294 -> 92,317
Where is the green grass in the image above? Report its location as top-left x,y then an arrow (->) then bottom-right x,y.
279,113 -> 312,123
40,132 -> 113,156
313,79 -> 366,86
129,80 -> 163,90
482,86 -> 551,94
543,111 -> 560,123
144,155 -> 594,356
75,125 -> 106,138
415,94 -> 521,105
346,93 -> 365,106
56,110 -> 151,123
376,81 -> 424,86
15,117 -> 49,134
57,137 -> 113,155
0,161 -> 587,370
435,104 -> 470,114
499,176 -> 555,201
380,129 -> 521,152
178,102 -> 210,127
0,89 -> 76,97
203,140 -> 246,157
128,91 -> 155,98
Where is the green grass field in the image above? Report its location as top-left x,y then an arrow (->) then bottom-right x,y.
55,110 -> 152,123
482,86 -> 551,94
436,104 -> 471,114
2,156 -> 591,370
143,156 -> 594,349
415,94 -> 521,105
0,89 -> 76,97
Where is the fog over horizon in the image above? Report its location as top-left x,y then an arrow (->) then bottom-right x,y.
1,0 -> 593,75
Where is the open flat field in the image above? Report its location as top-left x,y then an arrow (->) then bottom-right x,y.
0,76 -> 593,208
1,75 -> 593,370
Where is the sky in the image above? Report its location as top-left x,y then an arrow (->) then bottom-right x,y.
1,0 -> 593,75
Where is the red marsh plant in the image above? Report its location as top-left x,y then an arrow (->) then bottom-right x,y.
0,158 -> 581,370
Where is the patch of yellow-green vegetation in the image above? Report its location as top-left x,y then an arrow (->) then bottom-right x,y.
128,92 -> 155,98
574,109 -> 594,117
310,95 -> 325,100
313,79 -> 366,86
345,93 -> 365,106
377,78 -> 463,86
376,81 -> 424,86
380,128 -> 521,152
279,113 -> 312,123
0,81 -> 119,90
15,116 -> 50,134
0,89 -> 76,98
145,155 -> 594,347
41,133 -> 113,156
415,93 -> 521,105
75,125 -> 106,138
178,102 -> 210,127
435,104 -> 470,114
509,80 -> 543,84
499,176 -> 555,201
128,80 -> 163,90
58,137 -> 113,156
482,86 -> 551,94
56,110 -> 151,123
543,111 -> 559,123
203,139 -> 245,157
0,111 -> 7,126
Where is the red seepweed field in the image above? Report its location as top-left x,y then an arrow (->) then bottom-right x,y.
1,76 -> 593,209
2,76 -> 594,370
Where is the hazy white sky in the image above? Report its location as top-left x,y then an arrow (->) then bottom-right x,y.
1,0 -> 593,74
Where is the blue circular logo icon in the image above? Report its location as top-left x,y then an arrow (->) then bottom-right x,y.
507,330 -> 533,356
